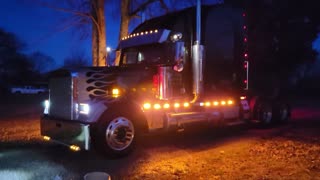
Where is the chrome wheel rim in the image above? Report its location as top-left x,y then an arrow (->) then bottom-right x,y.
105,117 -> 134,151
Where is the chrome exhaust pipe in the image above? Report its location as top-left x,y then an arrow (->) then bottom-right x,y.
191,0 -> 205,103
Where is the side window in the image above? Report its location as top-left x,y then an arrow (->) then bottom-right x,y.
123,52 -> 138,64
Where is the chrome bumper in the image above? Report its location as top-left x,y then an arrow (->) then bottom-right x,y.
40,116 -> 90,150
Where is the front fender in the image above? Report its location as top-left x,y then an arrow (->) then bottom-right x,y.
108,100 -> 149,133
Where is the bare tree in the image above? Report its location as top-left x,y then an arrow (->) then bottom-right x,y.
28,51 -> 56,73
91,0 -> 107,66
34,0 -> 107,66
63,51 -> 90,68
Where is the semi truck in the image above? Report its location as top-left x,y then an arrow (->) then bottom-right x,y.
40,3 -> 290,157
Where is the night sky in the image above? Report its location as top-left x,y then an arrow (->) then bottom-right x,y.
0,0 -> 120,68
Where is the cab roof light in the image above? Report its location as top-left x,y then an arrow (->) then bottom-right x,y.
221,101 -> 226,106
183,102 -> 190,107
121,29 -> 159,40
227,100 -> 234,105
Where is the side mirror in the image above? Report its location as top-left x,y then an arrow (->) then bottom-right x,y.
173,42 -> 185,72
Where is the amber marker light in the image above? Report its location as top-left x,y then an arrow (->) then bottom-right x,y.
163,103 -> 170,109
174,103 -> 180,108
213,101 -> 219,106
43,136 -> 51,141
143,103 -> 151,110
221,101 -> 226,106
205,102 -> 211,107
228,100 -> 234,105
154,104 -> 161,110
183,102 -> 190,107
70,145 -> 80,152
112,88 -> 120,96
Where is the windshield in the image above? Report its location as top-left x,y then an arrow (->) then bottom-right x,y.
120,43 -> 174,66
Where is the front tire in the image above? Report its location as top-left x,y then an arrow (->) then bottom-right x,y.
95,112 -> 137,158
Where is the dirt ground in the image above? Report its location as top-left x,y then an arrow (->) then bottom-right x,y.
0,94 -> 320,180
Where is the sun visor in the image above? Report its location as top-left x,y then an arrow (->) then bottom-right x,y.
118,29 -> 171,49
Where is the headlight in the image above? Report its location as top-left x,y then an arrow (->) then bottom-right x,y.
79,103 -> 90,115
43,100 -> 50,115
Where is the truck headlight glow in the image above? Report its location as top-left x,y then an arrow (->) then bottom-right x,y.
43,99 -> 50,114
79,103 -> 90,115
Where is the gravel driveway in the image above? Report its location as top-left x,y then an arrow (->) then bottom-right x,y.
0,94 -> 319,180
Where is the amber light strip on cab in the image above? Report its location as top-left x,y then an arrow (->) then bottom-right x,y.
121,29 -> 159,40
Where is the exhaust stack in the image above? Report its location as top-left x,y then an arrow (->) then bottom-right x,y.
192,0 -> 205,103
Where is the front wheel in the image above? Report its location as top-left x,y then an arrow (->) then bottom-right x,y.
95,113 -> 137,158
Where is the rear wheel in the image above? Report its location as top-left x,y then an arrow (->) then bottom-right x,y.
95,112 -> 137,158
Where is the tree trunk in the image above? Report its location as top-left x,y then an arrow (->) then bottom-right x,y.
119,0 -> 130,41
91,0 -> 107,66
92,22 -> 98,66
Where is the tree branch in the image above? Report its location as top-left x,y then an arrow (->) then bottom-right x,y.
39,2 -> 91,18
129,0 -> 158,17
159,0 -> 169,13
